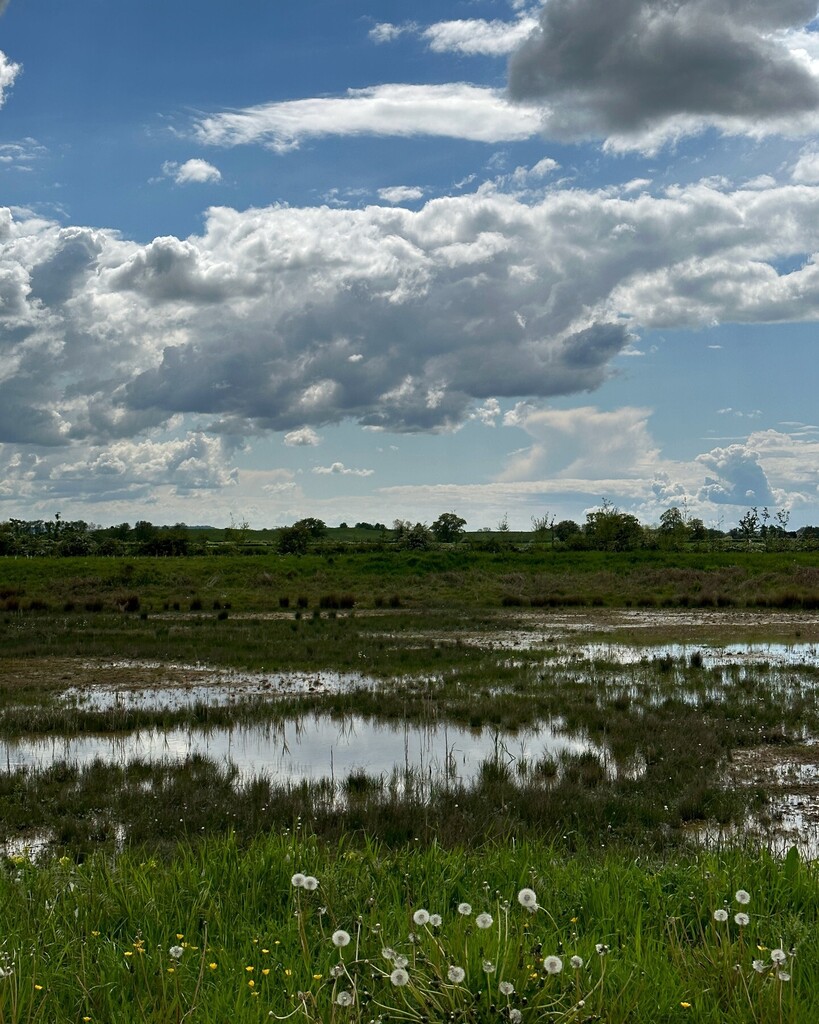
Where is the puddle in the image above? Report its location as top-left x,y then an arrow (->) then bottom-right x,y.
0,714 -> 591,786
569,642 -> 819,668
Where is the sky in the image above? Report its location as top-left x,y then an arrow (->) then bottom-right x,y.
2,0 -> 819,531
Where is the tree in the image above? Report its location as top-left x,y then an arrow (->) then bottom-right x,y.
658,506 -> 689,550
531,513 -> 557,547
583,500 -> 644,551
431,512 -> 466,543
278,523 -> 310,555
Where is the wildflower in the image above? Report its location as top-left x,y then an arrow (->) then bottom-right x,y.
393,955 -> 409,969
447,966 -> 466,984
771,949 -> 787,964
517,887 -> 538,909
483,960 -> 496,973
570,955 -> 584,969
291,873 -> 306,888
778,971 -> 791,982
544,955 -> 563,975
713,909 -> 728,922
475,912 -> 493,929
381,947 -> 397,961
34,984 -> 43,991
510,1010 -> 522,1024
413,909 -> 430,926
734,913 -> 750,927
209,963 -> 218,970
499,981 -> 515,995
169,946 -> 184,959
312,973 -> 322,980
332,930 -> 352,948
390,968 -> 409,987
457,902 -> 472,916
248,980 -> 255,988
735,889 -> 751,905
429,913 -> 442,927
303,876 -> 319,891
752,960 -> 766,973
336,991 -> 355,1007
680,1002 -> 691,1009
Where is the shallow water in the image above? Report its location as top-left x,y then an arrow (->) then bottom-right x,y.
0,714 -> 590,785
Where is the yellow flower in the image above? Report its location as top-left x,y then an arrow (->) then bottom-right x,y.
83,1018 -> 92,1022
245,966 -> 254,972
176,933 -> 184,940
274,940 -> 281,946
680,1002 -> 691,1009
209,963 -> 218,970
248,980 -> 255,988
284,969 -> 292,977
124,951 -> 133,958
262,948 -> 270,954
313,973 -> 322,980
91,931 -> 100,937
167,967 -> 175,974
34,984 -> 43,991
262,968 -> 270,976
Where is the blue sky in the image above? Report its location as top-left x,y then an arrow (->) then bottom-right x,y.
2,0 -> 819,530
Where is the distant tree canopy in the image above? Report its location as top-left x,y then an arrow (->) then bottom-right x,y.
431,512 -> 467,543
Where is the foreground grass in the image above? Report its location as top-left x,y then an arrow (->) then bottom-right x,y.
1,833 -> 816,1023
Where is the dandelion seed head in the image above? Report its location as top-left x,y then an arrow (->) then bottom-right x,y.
735,889 -> 751,905
544,954 -> 563,974
482,959 -> 496,973
330,964 -> 345,978
303,876 -> 319,891
332,930 -> 351,948
475,912 -> 493,929
713,909 -> 728,922
499,980 -> 514,995
570,955 -> 584,969
291,873 -> 306,888
509,1010 -> 522,1024
429,914 -> 442,927
447,965 -> 465,984
169,946 -> 184,959
517,887 -> 538,909
381,947 -> 396,961
778,971 -> 791,982
752,959 -> 766,973
771,949 -> 787,964
412,909 -> 429,926
457,902 -> 472,916
393,955 -> 409,969
336,991 -> 354,1006
390,968 -> 409,987
734,913 -> 750,927
595,943 -> 609,955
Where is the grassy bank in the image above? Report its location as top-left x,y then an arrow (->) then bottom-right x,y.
1,833 -> 816,1023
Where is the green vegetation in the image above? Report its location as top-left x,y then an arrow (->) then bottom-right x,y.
1,835 -> 817,1023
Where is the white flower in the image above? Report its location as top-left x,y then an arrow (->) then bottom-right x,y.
429,913 -> 442,927
336,991 -> 354,1006
771,949 -> 787,964
544,955 -> 563,975
517,887 -> 538,909
169,945 -> 184,959
735,889 -> 751,905
475,912 -> 493,929
734,912 -> 750,927
412,909 -> 430,926
447,965 -> 466,984
390,968 -> 409,987
570,955 -> 584,969
457,902 -> 472,916
291,873 -> 306,888
713,909 -> 728,922
499,980 -> 514,995
752,959 -> 766,973
332,930 -> 351,948
509,1010 -> 522,1024
303,876 -> 319,891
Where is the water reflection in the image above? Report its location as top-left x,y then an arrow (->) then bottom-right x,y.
0,714 -> 591,786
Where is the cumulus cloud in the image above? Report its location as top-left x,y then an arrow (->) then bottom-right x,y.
508,0 -> 819,149
0,50 -> 21,108
193,84 -> 544,150
312,462 -> 374,476
3,177 -> 819,458
368,22 -> 413,44
697,442 -> 777,505
792,146 -> 819,182
378,185 -> 425,204
163,159 -> 222,185
284,427 -> 321,447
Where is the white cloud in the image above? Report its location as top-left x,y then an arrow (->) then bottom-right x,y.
422,16 -> 540,56
792,147 -> 819,183
193,84 -> 544,150
0,50 -> 21,108
163,159 -> 222,185
378,185 -> 425,204
368,22 -> 414,44
312,462 -> 374,477
284,427 -> 321,447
